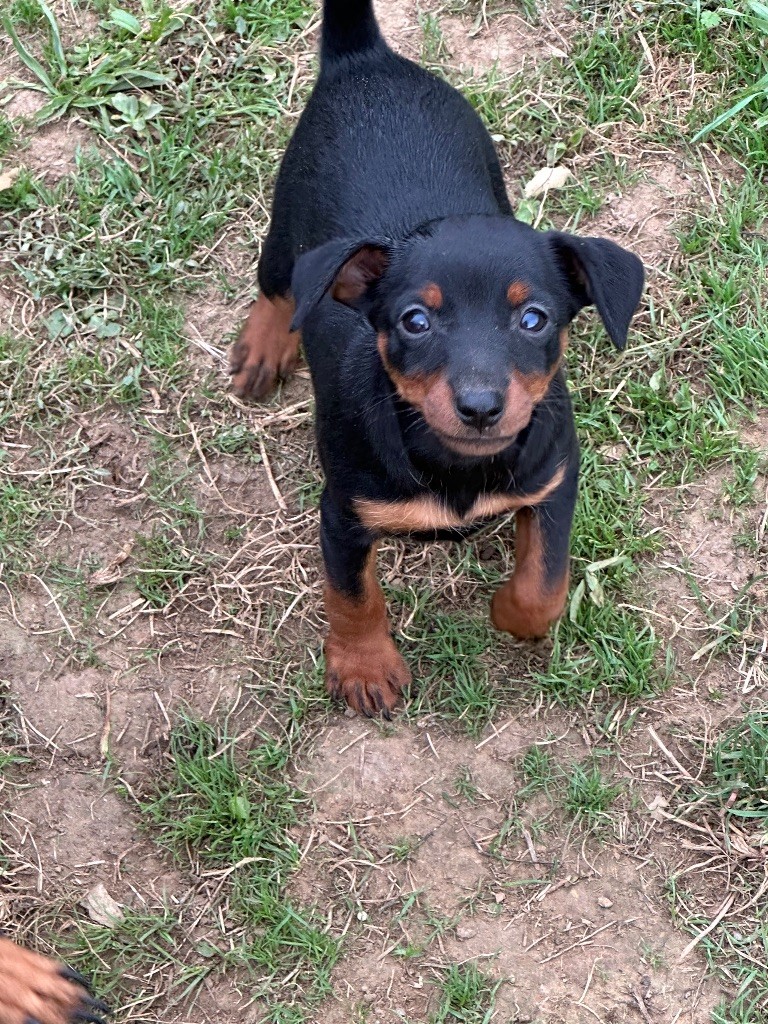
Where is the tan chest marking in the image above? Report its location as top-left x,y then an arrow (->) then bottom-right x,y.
355,465 -> 565,534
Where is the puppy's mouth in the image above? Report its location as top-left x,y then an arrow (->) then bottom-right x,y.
432,428 -> 516,457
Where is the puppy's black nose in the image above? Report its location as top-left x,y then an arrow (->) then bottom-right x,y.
454,388 -> 505,431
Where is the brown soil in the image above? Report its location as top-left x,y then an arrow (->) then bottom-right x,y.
439,8 -> 568,73
18,117 -> 94,181
588,162 -> 698,267
293,722 -> 726,1022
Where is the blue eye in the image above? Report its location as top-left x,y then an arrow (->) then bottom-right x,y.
400,308 -> 431,335
520,308 -> 547,332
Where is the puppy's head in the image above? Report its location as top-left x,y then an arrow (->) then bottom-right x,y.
292,216 -> 644,457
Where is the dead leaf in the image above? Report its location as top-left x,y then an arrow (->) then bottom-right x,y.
89,540 -> 134,586
645,793 -> 670,821
83,883 -> 124,927
524,165 -> 572,199
0,168 -> 20,192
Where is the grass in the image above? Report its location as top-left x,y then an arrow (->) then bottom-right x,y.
143,713 -> 340,1014
132,529 -> 204,608
689,711 -> 768,826
426,962 -> 504,1024
1,0 -> 767,1020
533,602 -> 669,705
63,905 -> 211,1009
665,711 -> 768,1023
563,761 -> 622,828
404,603 -> 502,736
0,480 -> 48,572
517,745 -> 556,797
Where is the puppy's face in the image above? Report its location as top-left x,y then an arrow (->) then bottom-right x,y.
371,219 -> 575,455
291,215 -> 644,457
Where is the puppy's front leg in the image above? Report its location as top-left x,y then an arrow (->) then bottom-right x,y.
491,462 -> 578,639
320,491 -> 411,718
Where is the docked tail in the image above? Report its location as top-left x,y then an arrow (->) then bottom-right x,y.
321,0 -> 384,63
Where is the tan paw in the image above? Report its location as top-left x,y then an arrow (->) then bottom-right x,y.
490,580 -> 566,639
0,937 -> 109,1024
229,294 -> 299,399
325,634 -> 411,718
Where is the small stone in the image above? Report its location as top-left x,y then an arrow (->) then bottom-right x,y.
495,891 -> 505,903
344,707 -> 357,719
456,926 -> 476,940
598,896 -> 614,909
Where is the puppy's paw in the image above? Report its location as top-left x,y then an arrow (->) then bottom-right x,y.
490,580 -> 564,639
0,938 -> 110,1024
325,634 -> 411,718
229,294 -> 299,399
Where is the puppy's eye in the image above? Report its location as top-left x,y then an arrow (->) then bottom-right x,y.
520,308 -> 548,332
399,308 -> 431,336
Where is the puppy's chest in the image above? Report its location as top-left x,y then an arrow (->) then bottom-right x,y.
355,465 -> 565,534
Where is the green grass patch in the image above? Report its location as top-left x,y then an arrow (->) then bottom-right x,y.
563,760 -> 622,828
144,713 -> 340,1013
147,715 -> 301,866
405,605 -> 502,736
569,451 -> 655,569
427,961 -> 504,1024
132,528 -> 203,608
517,744 -> 556,798
691,711 -> 768,824
64,904 -> 210,1007
0,112 -> 15,156
0,480 -> 50,573
534,600 -> 669,705
6,0 -> 46,29
672,178 -> 768,410
217,0 -> 311,41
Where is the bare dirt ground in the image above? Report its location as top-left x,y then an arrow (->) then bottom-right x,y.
1,1 -> 766,1022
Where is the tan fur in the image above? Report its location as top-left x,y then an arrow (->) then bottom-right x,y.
491,508 -> 569,638
507,281 -> 530,305
229,293 -> 300,399
324,545 -> 411,714
419,282 -> 443,309
377,332 -> 565,455
355,465 -> 566,534
0,938 -> 85,1024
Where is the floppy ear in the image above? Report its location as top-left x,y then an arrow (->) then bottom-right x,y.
548,233 -> 644,350
290,238 -> 392,331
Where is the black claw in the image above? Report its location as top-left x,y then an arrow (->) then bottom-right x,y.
83,995 -> 111,1015
24,1017 -> 43,1024
59,966 -> 91,989
382,707 -> 393,721
327,673 -> 341,700
73,1012 -> 108,1024
354,684 -> 366,715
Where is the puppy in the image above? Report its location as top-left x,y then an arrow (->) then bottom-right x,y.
230,0 -> 644,717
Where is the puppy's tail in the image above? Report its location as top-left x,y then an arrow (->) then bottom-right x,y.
321,0 -> 384,64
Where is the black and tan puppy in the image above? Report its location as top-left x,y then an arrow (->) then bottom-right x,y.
230,0 -> 644,717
